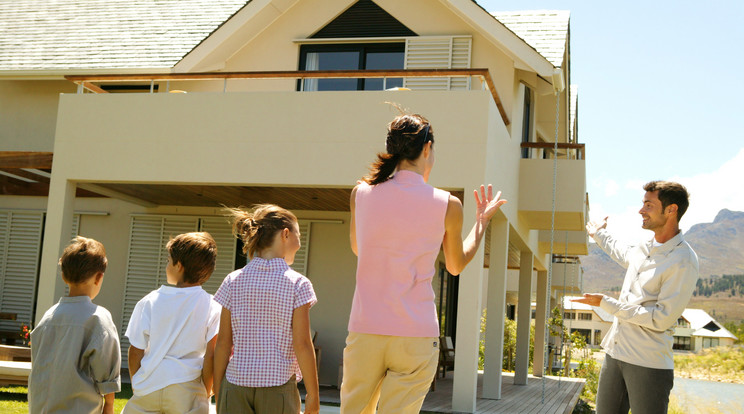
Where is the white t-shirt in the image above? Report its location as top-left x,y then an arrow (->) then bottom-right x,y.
125,285 -> 221,396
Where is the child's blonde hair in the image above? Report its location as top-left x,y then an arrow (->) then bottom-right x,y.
59,236 -> 107,284
225,204 -> 298,259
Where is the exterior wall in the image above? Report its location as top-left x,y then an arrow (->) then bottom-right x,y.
0,80 -> 76,151
53,90 -> 501,191
178,0 -> 518,120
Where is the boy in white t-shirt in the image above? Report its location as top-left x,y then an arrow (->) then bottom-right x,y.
123,232 -> 222,414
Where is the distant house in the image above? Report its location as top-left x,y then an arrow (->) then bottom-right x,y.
673,309 -> 737,351
542,300 -> 737,352
531,296 -> 613,348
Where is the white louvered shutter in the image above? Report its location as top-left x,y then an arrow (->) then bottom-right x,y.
0,211 -> 44,331
199,217 -> 236,295
403,36 -> 472,90
290,221 -> 311,276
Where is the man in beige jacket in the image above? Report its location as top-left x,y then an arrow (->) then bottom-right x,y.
573,181 -> 699,414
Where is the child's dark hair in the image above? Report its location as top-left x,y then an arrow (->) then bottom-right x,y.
59,236 -> 108,284
166,232 -> 217,285
225,204 -> 298,259
363,113 -> 434,185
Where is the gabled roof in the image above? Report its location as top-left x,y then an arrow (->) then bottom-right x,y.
682,308 -> 737,340
0,0 -> 568,79
0,0 -> 248,71
490,10 -> 569,67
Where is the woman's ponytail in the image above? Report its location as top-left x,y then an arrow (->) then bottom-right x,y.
362,113 -> 433,185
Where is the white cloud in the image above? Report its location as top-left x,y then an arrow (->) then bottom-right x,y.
589,148 -> 744,241
588,201 -> 652,244
671,148 -> 744,231
604,179 -> 619,197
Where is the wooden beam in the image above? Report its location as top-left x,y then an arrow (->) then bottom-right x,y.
81,82 -> 108,94
481,71 -> 510,126
0,168 -> 50,184
0,152 -> 53,169
76,183 -> 157,207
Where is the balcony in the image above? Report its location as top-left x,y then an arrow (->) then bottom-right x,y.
550,256 -> 583,294
518,142 -> 587,232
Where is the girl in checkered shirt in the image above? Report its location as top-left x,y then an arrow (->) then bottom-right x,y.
213,204 -> 319,414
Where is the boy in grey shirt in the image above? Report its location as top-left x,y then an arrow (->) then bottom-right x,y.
29,236 -> 121,414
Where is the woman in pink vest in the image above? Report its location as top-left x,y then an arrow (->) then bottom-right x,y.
341,113 -> 506,413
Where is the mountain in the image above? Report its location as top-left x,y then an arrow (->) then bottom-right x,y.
581,209 -> 744,292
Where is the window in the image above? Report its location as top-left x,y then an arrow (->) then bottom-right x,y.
673,336 -> 691,350
571,328 -> 591,344
676,317 -> 690,328
593,329 -> 602,345
521,86 -> 533,158
299,43 -> 404,91
564,311 -> 576,320
506,304 -> 516,320
578,312 -> 592,321
702,337 -> 720,348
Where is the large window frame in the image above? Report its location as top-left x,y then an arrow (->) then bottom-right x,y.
297,43 -> 405,91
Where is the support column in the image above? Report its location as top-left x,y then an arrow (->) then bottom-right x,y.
452,205 -> 487,413
35,176 -> 76,325
482,218 -> 509,399
514,251 -> 533,385
533,270 -> 548,377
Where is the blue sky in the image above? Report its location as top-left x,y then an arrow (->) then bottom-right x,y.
478,0 -> 744,241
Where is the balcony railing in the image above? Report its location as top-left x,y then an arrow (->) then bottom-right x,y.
521,142 -> 585,160
65,68 -> 510,126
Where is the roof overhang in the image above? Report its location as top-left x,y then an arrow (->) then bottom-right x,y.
175,0 -> 296,73
0,68 -> 173,81
439,0 -> 556,77
175,0 -> 556,77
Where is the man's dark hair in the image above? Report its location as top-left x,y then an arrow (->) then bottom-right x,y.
643,181 -> 689,222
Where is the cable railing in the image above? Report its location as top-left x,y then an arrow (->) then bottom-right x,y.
520,142 -> 585,160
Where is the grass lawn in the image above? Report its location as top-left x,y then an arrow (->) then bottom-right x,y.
0,383 -> 134,413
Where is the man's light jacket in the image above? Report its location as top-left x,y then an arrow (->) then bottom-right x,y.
595,228 -> 699,369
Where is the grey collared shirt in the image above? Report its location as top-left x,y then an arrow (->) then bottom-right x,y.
594,229 -> 699,369
29,296 -> 121,414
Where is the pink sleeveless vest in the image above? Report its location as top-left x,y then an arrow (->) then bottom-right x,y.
348,170 -> 450,337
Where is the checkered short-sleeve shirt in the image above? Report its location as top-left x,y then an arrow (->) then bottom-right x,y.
214,257 -> 317,387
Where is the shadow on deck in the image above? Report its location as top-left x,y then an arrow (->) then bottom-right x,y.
315,371 -> 585,413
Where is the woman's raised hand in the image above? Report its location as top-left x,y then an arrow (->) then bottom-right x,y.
474,184 -> 507,224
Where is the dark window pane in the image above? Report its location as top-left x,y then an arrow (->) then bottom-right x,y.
364,51 -> 404,90
365,52 -> 403,69
315,51 -> 359,70
304,51 -> 360,91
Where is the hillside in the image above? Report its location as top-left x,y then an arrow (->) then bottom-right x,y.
581,209 -> 744,292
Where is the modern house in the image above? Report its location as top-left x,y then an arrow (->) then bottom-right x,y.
0,1 -> 588,411
555,296 -> 614,348
673,308 -> 738,351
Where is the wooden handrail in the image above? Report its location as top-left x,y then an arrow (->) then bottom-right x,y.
65,68 -> 510,126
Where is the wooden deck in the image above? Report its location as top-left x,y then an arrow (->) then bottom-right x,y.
314,371 -> 584,413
